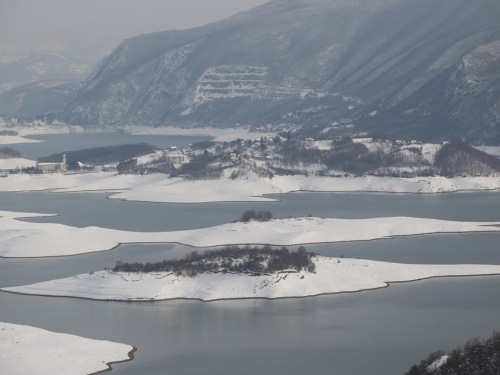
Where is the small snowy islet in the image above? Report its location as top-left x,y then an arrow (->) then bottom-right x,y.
5,257 -> 500,301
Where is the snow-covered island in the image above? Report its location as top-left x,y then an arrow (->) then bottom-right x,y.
5,251 -> 500,301
0,322 -> 135,375
2,210 -> 500,258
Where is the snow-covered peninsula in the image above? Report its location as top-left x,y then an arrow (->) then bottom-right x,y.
107,174 -> 500,203
1,211 -> 500,258
1,172 -> 500,202
5,257 -> 500,301
0,322 -> 134,375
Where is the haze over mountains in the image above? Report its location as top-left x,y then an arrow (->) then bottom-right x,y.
2,0 -> 500,144
0,22 -> 177,93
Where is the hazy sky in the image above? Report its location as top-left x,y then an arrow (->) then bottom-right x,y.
0,0 -> 269,39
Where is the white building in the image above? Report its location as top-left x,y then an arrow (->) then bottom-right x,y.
164,152 -> 187,165
37,154 -> 67,173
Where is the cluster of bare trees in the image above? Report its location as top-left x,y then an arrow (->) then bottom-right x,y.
117,159 -> 177,175
272,137 -> 500,177
0,147 -> 21,159
238,210 -> 273,222
406,330 -> 500,375
435,140 -> 500,177
10,166 -> 42,174
169,151 -> 225,180
112,245 -> 316,276
385,147 -> 429,167
111,136 -> 500,180
182,166 -> 224,180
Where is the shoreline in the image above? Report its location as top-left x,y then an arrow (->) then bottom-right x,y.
88,346 -> 137,375
3,273 -> 500,304
106,185 -> 500,204
2,176 -> 500,203
3,185 -> 500,207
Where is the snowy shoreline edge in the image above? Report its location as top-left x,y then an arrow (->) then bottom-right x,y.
3,273 -> 500,304
88,346 -> 137,375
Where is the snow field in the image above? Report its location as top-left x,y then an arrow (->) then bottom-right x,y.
0,322 -> 134,375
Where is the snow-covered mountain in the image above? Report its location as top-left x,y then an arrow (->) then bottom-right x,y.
41,0 -> 500,142
361,40 -> 500,144
0,22 -> 173,93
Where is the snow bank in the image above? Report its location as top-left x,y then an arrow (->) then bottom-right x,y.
135,150 -> 164,165
476,146 -> 500,157
108,174 -> 500,203
1,211 -> 499,258
0,136 -> 41,145
5,257 -> 500,301
0,158 -> 36,170
0,171 -> 165,192
351,138 -> 444,164
427,355 -> 450,371
17,125 -> 71,135
304,140 -> 334,151
0,322 -> 134,375
2,169 -> 500,201
107,175 -> 282,203
353,138 -> 392,153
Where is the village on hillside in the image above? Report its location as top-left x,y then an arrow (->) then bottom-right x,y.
1,129 -> 500,181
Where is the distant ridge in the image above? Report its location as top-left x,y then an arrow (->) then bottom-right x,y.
11,0 -> 500,143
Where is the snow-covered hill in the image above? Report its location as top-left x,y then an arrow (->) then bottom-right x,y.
363,39 -> 500,144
